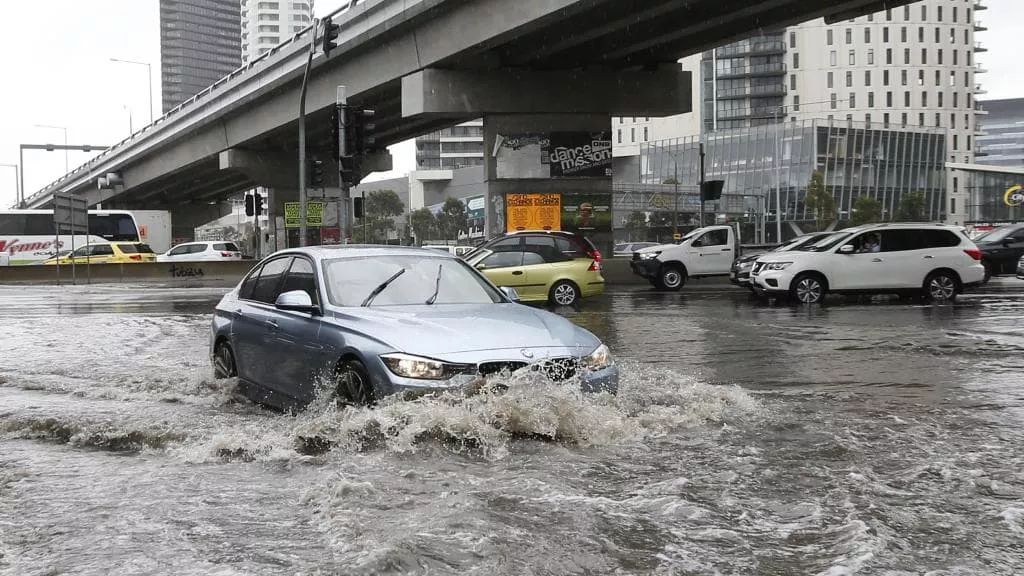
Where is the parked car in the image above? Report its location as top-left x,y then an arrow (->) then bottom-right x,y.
422,245 -> 476,258
730,232 -> 833,291
210,246 -> 618,408
750,223 -> 985,304
464,231 -> 604,307
158,241 -> 244,262
613,242 -> 659,257
42,242 -> 156,265
631,225 -> 737,290
973,223 -> 1024,281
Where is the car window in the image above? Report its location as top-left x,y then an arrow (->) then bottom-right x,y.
615,244 -> 628,252
524,236 -> 569,263
70,245 -> 90,257
481,251 -> 523,269
696,229 -> 729,247
879,230 -> 924,252
91,244 -> 114,256
168,244 -> 192,256
214,242 -> 239,252
921,230 -> 961,248
487,237 -> 523,253
190,244 -> 208,253
280,257 -> 319,306
118,244 -> 139,254
238,265 -> 261,300
250,257 -> 292,304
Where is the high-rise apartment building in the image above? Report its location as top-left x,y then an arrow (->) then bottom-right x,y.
975,98 -> 1024,167
241,0 -> 314,64
159,0 -> 242,113
414,120 -> 485,171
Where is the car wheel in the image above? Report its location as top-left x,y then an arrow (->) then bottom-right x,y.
923,271 -> 959,302
213,341 -> 237,379
335,359 -> 375,407
657,265 -> 685,291
790,273 -> 827,305
982,261 -> 993,283
549,280 -> 580,306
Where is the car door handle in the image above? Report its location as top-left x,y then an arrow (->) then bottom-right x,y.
923,255 -> 934,259
264,319 -> 279,330
511,271 -> 524,276
721,248 -> 731,252
872,258 -> 884,263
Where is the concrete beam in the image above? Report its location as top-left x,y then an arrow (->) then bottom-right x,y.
402,69 -> 691,118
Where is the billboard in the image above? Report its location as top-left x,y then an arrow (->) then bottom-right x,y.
561,193 -> 612,233
506,194 -> 562,232
495,132 -> 612,179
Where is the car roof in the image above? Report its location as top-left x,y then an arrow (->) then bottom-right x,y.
266,245 -> 458,261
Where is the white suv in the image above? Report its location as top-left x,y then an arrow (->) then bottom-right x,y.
751,224 -> 985,303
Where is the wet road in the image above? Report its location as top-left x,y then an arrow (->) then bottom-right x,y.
2,280 -> 1024,575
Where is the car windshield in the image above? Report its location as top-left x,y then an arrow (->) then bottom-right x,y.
974,227 -> 1015,243
805,232 -> 854,252
323,255 -> 502,307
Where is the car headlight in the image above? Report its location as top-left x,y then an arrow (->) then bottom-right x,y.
764,262 -> 793,271
581,344 -> 613,370
639,251 -> 661,260
380,353 -> 466,380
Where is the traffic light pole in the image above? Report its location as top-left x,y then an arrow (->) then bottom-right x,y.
297,18 -> 320,247
698,142 -> 705,227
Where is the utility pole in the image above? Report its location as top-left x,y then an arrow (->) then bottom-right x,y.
698,142 -> 705,227
297,18 -> 321,247
774,106 -> 784,244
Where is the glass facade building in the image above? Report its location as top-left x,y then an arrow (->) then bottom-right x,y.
948,165 -> 1024,225
415,120 -> 485,170
976,98 -> 1024,168
160,0 -> 242,114
615,119 -> 947,243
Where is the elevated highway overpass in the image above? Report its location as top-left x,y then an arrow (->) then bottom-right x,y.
23,0 -> 915,234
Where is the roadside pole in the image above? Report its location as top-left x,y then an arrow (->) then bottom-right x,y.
297,18 -> 321,247
698,142 -> 706,227
337,86 -> 351,241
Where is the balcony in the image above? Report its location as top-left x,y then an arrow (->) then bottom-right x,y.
974,84 -> 987,95
716,106 -> 781,120
975,43 -> 987,53
716,84 -> 787,100
974,104 -> 989,115
716,40 -> 786,58
974,1 -> 987,11
974,22 -> 988,32
715,62 -> 787,79
975,64 -> 988,74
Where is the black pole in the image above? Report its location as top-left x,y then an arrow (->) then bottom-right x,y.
297,19 -> 320,247
698,142 -> 706,227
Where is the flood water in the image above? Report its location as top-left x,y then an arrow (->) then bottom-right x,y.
2,281 -> 1024,575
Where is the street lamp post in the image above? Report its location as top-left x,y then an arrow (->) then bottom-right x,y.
773,106 -> 785,244
34,125 -> 68,174
110,58 -> 154,125
0,164 -> 18,208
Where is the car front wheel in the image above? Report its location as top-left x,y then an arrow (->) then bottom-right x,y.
335,359 -> 375,407
549,280 -> 580,306
656,265 -> 685,291
790,273 -> 827,304
923,271 -> 959,302
213,341 -> 237,379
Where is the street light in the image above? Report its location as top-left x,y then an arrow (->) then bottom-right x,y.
110,58 -> 154,124
0,164 -> 18,208
34,124 -> 68,174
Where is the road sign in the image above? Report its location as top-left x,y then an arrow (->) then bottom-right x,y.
284,201 -> 325,228
53,193 -> 88,234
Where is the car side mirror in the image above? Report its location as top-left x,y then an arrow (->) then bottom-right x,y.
1004,238 -> 1015,246
839,244 -> 856,254
275,290 -> 318,314
499,286 -> 521,302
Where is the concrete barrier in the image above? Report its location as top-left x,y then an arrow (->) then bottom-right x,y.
0,261 -> 257,287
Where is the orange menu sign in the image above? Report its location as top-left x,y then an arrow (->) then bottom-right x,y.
506,194 -> 562,232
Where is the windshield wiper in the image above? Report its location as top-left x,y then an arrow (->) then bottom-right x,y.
361,268 -> 406,307
425,264 -> 443,305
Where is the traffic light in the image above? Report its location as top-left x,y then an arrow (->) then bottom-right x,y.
353,196 -> 364,219
334,103 -> 376,187
701,180 -> 725,202
245,193 -> 255,217
310,157 -> 325,188
322,16 -> 341,57
254,191 -> 264,216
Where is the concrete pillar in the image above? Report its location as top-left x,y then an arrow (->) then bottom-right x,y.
483,114 -> 615,255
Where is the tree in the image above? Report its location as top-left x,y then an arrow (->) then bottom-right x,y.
803,170 -> 835,231
410,208 -> 437,244
850,196 -> 883,226
624,211 -> 648,241
436,197 -> 468,241
897,191 -> 927,222
361,189 -> 404,243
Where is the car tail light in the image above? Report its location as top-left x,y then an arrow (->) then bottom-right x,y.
587,248 -> 602,271
221,252 -> 233,258
963,248 -> 982,261
129,255 -> 142,261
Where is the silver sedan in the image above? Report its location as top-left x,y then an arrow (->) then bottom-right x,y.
210,246 -> 618,408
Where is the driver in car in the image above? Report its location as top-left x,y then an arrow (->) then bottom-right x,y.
859,233 -> 881,253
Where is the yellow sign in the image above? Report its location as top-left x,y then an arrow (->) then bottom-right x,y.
506,194 -> 561,232
284,202 -> 325,228
1004,185 -> 1024,208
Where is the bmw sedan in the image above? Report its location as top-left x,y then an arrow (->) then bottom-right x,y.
210,246 -> 618,408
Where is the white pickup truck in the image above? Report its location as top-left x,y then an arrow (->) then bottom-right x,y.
629,225 -> 738,290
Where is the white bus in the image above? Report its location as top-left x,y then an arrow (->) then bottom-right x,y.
0,210 -> 142,266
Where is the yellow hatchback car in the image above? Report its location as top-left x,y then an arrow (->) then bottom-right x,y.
43,242 -> 157,265
466,231 -> 605,306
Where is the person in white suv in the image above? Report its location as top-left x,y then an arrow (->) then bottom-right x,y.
751,224 -> 985,304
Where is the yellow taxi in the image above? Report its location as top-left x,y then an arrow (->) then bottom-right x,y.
43,242 -> 157,265
465,231 -> 605,306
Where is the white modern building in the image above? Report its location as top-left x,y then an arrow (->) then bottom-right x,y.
414,119 -> 485,171
616,0 -> 989,227
241,0 -> 314,63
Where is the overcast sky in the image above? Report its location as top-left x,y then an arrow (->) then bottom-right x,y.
1,0 -> 1021,208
